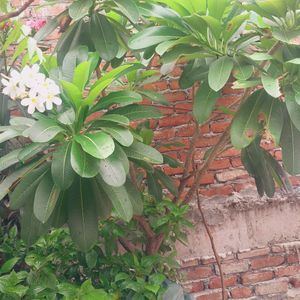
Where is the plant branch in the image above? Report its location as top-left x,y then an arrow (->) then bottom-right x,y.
0,0 -> 35,23
196,190 -> 227,300
134,215 -> 155,238
118,237 -> 137,252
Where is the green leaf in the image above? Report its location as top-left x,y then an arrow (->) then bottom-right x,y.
75,132 -> 115,159
285,88 -> 300,132
249,53 -> 273,61
27,119 -> 65,143
199,15 -> 222,38
138,89 -> 170,105
90,13 -> 118,61
51,142 -> 76,190
0,148 -> 22,172
208,0 -> 229,19
70,142 -> 99,178
208,56 -> 234,91
60,80 -> 82,108
287,58 -> 300,64
89,91 -> 143,113
93,114 -> 130,126
155,169 -> 178,196
280,112 -> 300,175
18,143 -> 48,163
0,258 -> 19,275
231,90 -> 266,149
69,0 -> 93,21
124,179 -> 143,215
98,152 -> 126,187
97,176 -> 133,222
101,126 -> 134,147
261,74 -> 281,98
223,13 -> 250,41
114,0 -> 140,23
193,81 -> 220,124
34,172 -> 61,223
233,64 -> 253,81
0,128 -> 20,144
147,172 -> 162,200
9,164 -> 49,210
84,78 -> 113,106
67,178 -> 98,251
58,108 -> 76,125
73,61 -> 91,92
129,26 -> 185,50
20,198 -> 52,246
108,104 -> 162,120
123,141 -> 163,164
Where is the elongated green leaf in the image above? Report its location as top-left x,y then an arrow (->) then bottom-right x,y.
51,142 -> 75,190
147,172 -> 162,200
113,144 -> 129,174
20,198 -> 52,246
58,108 -> 76,125
91,178 -> 112,220
129,26 -> 185,50
70,142 -> 99,178
261,74 -> 281,98
108,104 -> 162,120
18,143 -> 47,163
67,178 -> 98,251
285,88 -> 300,132
155,169 -> 178,196
9,163 -> 49,210
0,257 -> 20,275
52,192 -> 68,228
124,179 -> 143,215
200,15 -> 222,38
69,0 -> 93,21
223,13 -> 250,42
73,61 -> 91,92
0,148 -> 22,172
280,113 -> 300,175
208,0 -> 229,19
0,128 -> 19,144
138,89 -> 169,105
123,141 -> 163,164
231,90 -> 266,149
10,117 -> 35,127
193,81 -> 220,124
93,114 -> 130,126
114,0 -> 140,23
90,13 -> 118,61
249,53 -> 273,61
287,58 -> 300,64
208,56 -> 234,91
28,119 -> 64,143
101,127 -> 133,147
89,91 -> 143,113
75,132 -> 115,159
233,64 -> 253,81
98,153 -> 126,187
34,172 -> 61,223
84,79 -> 113,106
60,80 -> 82,108
97,175 -> 133,222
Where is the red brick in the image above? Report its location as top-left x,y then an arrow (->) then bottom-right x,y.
159,139 -> 190,153
169,80 -> 180,90
157,106 -> 174,115
233,182 -> 255,193
217,261 -> 249,275
217,95 -> 240,106
175,103 -> 193,112
163,166 -> 184,176
186,173 -> 215,186
222,84 -> 244,95
144,81 -> 168,91
231,287 -> 252,298
208,275 -> 237,289
231,157 -> 242,167
153,128 -> 175,140
238,248 -> 270,260
219,148 -> 240,157
290,275 -> 300,288
242,271 -> 274,285
211,121 -> 231,133
164,91 -> 187,102
255,278 -> 288,296
275,265 -> 300,277
287,253 -> 299,264
196,136 -> 220,148
159,114 -> 192,127
170,66 -> 183,77
199,185 -> 233,197
251,256 -> 285,270
176,125 -> 196,137
195,290 -> 227,300
216,170 -> 248,182
185,266 -> 213,280
183,281 -> 205,293
209,159 -> 231,171
181,258 -> 199,268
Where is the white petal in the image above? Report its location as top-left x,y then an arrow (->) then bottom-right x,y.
36,103 -> 45,112
1,78 -> 9,86
21,98 -> 30,106
32,64 -> 40,73
46,101 -> 53,110
28,104 -> 35,114
53,97 -> 62,105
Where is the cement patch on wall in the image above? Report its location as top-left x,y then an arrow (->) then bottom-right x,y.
177,188 -> 300,259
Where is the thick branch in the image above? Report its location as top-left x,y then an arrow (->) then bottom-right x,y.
134,215 -> 155,238
0,0 -> 35,23
119,237 -> 137,253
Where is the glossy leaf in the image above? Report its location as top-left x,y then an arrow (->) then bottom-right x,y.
261,74 -> 281,98
18,143 -> 47,163
208,56 -> 234,91
193,81 -> 220,124
101,127 -> 134,147
67,178 -> 98,251
114,0 -> 140,23
34,172 -> 61,223
73,61 -> 91,92
155,169 -> 178,196
285,88 -> 300,132
69,0 -> 93,21
70,142 -> 99,178
0,148 -> 22,172
124,179 -> 143,215
75,132 -> 115,159
51,142 -> 75,190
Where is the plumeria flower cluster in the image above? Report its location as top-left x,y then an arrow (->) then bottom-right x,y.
1,64 -> 62,114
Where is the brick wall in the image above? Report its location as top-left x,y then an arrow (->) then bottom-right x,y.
8,1 -> 300,299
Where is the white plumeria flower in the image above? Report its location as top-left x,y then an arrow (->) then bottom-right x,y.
20,64 -> 45,88
43,93 -> 62,110
21,24 -> 32,36
1,75 -> 26,100
38,78 -> 60,96
21,90 -> 45,114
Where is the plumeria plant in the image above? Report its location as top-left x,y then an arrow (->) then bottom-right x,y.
0,47 -> 178,252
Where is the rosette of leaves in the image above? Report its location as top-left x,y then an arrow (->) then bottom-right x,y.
128,0 -> 300,197
0,53 -> 178,252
